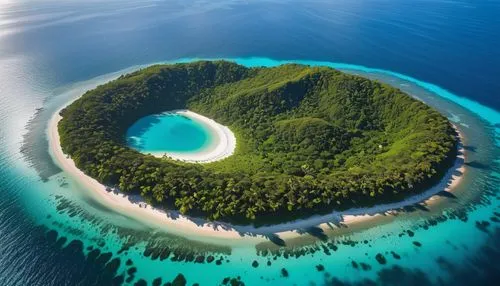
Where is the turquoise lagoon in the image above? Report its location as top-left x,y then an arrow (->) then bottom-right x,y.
13,57 -> 500,285
126,112 -> 212,155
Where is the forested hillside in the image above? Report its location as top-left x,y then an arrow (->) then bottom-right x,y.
59,61 -> 458,223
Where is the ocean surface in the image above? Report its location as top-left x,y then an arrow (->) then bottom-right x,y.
126,113 -> 211,154
0,0 -> 499,285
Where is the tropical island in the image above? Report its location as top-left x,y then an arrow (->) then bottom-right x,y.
57,61 -> 458,223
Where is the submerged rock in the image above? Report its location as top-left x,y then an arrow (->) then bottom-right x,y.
352,261 -> 359,269
172,274 -> 187,286
321,245 -> 331,255
375,253 -> 387,265
112,275 -> 124,285
281,268 -> 289,277
194,255 -> 205,263
152,277 -> 162,286
104,258 -> 121,274
134,279 -> 147,286
391,251 -> 401,260
476,220 -> 491,233
125,276 -> 134,284
95,252 -> 112,266
216,258 -> 223,265
127,267 -> 137,275
87,249 -> 101,262
328,243 -> 338,251
221,277 -> 244,286
360,262 -> 372,271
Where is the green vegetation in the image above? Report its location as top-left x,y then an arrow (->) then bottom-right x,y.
59,61 -> 458,223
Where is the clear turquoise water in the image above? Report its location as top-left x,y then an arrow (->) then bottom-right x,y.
126,113 -> 212,154
1,1 -> 499,285
9,56 -> 496,286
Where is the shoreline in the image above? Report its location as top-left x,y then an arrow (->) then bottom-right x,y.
48,112 -> 466,244
146,110 -> 236,163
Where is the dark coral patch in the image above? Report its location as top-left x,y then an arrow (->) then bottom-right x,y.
281,268 -> 289,277
376,253 -> 387,264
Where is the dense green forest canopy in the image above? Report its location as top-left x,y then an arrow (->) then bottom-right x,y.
59,61 -> 458,223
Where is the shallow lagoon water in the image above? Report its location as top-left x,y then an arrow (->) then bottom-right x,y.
126,112 -> 212,154
1,0 -> 499,285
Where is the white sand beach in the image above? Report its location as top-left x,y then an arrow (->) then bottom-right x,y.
49,113 -> 265,244
148,110 -> 236,163
48,111 -> 466,245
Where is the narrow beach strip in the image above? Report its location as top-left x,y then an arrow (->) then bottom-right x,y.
48,112 -> 466,244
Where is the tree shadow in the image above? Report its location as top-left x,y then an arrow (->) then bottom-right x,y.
435,190 -> 457,199
325,221 -> 346,229
464,161 -> 490,170
263,233 -> 286,246
401,203 -> 430,213
462,145 -> 476,152
302,226 -> 328,241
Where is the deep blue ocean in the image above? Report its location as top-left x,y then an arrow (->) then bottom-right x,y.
0,0 -> 499,285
